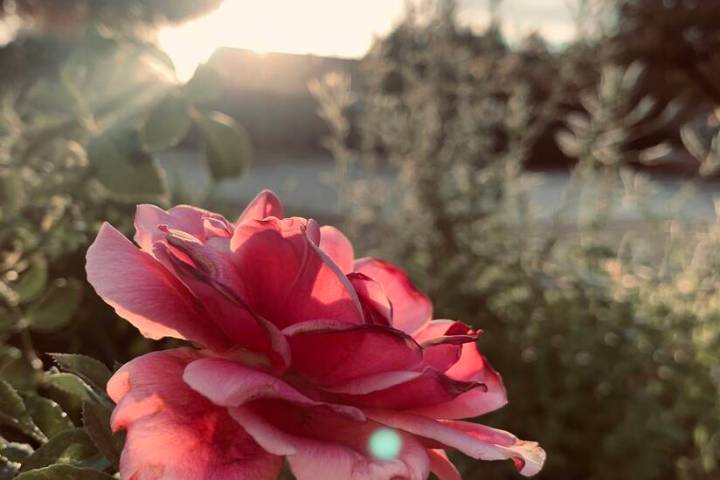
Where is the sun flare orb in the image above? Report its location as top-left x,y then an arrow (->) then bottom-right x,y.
368,427 -> 403,461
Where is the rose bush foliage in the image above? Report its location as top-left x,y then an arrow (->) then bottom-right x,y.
84,190 -> 545,480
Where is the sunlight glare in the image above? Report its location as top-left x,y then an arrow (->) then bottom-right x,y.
158,0 -> 406,81
158,0 -> 575,81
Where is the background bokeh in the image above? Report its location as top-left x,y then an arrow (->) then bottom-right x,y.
0,1 -> 719,479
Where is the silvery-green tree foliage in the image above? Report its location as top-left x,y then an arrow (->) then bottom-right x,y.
315,1 -> 720,478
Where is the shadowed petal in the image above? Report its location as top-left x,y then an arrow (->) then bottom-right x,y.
348,273 -> 392,326
155,236 -> 288,369
108,349 -> 282,480
231,401 -> 429,480
337,368 -> 485,410
284,322 -> 423,386
321,371 -> 424,396
183,358 -> 364,421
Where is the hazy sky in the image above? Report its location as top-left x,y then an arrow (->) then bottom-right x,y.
160,0 -> 576,80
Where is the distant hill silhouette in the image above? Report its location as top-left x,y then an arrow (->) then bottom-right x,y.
205,48 -> 361,155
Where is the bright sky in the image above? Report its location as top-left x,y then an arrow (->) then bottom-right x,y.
159,0 -> 576,81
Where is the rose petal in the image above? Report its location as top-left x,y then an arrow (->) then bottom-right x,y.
134,204 -> 227,254
162,227 -> 245,295
427,449 -> 462,480
348,273 -> 392,326
230,217 -> 363,328
338,368 -> 485,410
231,401 -> 429,480
86,223 -> 231,351
415,320 -> 481,372
410,343 -> 507,419
284,322 -> 423,386
319,226 -> 354,273
183,358 -> 364,421
422,343 -> 463,373
413,320 -> 478,345
299,225 -> 364,323
203,216 -> 233,238
108,349 -> 282,480
154,235 -> 289,369
364,410 -> 545,477
236,189 -> 284,224
321,370 -> 424,396
442,421 -> 546,477
354,258 -> 432,334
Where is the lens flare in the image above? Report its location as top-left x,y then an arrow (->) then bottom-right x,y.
368,427 -> 402,460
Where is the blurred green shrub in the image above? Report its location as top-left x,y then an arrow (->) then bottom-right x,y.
315,1 -> 720,479
0,9 -> 251,476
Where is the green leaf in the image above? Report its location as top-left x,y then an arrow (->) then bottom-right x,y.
183,62 -> 224,104
0,441 -> 33,463
82,402 -> 121,466
193,110 -> 251,180
23,396 -> 73,438
26,280 -> 83,333
16,465 -> 114,480
20,429 -> 97,472
87,127 -> 167,199
0,346 -> 37,390
141,94 -> 192,152
49,355 -> 111,394
0,381 -> 44,442
45,374 -> 93,402
0,380 -> 27,421
0,172 -> 24,215
25,80 -> 80,116
0,456 -> 19,480
681,125 -> 708,161
14,256 -> 49,305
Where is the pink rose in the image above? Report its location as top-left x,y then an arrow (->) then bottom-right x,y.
86,190 -> 545,480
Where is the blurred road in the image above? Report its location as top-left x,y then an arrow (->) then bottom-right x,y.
159,150 -> 720,223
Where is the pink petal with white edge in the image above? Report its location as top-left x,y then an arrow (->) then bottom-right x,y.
236,189 -> 284,224
427,449 -> 462,480
231,402 -> 429,480
86,223 -> 231,352
319,225 -> 355,273
108,349 -> 282,480
364,410 -> 545,477
354,258 -> 432,335
442,420 -> 546,477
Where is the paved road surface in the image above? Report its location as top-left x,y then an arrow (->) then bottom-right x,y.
158,150 -> 720,223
